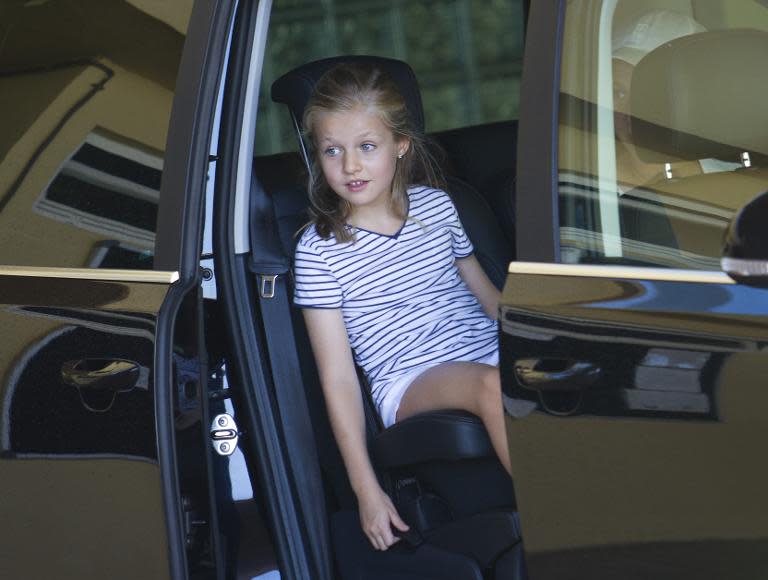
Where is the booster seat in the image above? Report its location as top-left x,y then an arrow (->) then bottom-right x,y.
258,55 -> 525,578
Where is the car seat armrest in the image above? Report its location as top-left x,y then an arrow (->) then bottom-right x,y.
372,410 -> 494,468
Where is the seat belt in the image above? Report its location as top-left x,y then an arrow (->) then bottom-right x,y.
248,173 -> 332,580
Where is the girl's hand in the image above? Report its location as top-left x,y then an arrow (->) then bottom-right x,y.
302,308 -> 409,550
358,486 -> 410,551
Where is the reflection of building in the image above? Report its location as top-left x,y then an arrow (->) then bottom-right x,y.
0,7 -> 192,574
34,130 -> 162,268
0,0 -> 190,270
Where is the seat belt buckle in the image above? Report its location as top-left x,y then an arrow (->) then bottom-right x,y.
259,274 -> 278,299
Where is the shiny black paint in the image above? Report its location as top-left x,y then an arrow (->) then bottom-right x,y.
0,276 -> 171,579
8,325 -> 156,457
499,270 -> 768,579
501,275 -> 768,420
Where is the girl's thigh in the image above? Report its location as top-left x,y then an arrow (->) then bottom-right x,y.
395,361 -> 499,422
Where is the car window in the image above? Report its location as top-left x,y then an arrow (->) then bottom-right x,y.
558,0 -> 768,269
255,0 -> 525,156
0,0 -> 194,270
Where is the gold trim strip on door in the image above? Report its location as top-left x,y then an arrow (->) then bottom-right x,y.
0,266 -> 180,284
508,262 -> 735,285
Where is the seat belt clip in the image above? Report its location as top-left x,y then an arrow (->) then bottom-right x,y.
259,274 -> 278,299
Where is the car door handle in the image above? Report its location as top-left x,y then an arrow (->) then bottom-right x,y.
61,359 -> 141,392
514,358 -> 601,392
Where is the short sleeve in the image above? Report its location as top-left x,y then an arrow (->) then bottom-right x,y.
293,235 -> 343,308
443,192 -> 474,258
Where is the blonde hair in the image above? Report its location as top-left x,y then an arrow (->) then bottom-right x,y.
303,62 -> 444,242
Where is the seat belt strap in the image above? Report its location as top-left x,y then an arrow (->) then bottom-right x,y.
248,174 -> 332,579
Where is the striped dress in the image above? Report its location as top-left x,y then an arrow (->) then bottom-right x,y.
293,186 -> 498,426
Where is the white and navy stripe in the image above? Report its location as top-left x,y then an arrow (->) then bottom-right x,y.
294,186 -> 498,412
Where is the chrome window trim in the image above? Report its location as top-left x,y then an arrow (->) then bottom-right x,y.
233,0 -> 272,255
0,266 -> 179,284
595,0 -> 622,258
508,261 -> 735,284
721,257 -> 768,277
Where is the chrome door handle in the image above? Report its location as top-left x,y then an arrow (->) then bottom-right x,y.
514,358 -> 602,392
61,359 -> 140,392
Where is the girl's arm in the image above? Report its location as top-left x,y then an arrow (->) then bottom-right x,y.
456,254 -> 501,319
302,307 -> 409,550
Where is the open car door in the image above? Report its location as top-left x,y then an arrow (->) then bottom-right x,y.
502,1 -> 768,578
0,1 -> 235,577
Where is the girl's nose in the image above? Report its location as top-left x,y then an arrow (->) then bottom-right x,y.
343,151 -> 361,174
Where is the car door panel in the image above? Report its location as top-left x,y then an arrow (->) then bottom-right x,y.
509,0 -> 768,574
0,273 -> 173,579
499,264 -> 768,578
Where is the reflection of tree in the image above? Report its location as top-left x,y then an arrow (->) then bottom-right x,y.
257,0 -> 525,154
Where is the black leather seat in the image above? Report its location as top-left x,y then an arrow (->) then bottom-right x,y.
432,120 -> 519,253
261,55 -> 524,579
270,55 -> 515,288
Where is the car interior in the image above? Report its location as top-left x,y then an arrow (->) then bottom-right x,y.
559,6 -> 768,271
212,3 -> 768,577
245,54 -> 525,578
626,28 -> 768,261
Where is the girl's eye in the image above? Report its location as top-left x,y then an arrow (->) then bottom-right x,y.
361,142 -> 376,152
324,146 -> 341,157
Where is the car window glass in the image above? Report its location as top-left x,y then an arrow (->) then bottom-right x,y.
255,0 -> 525,156
0,0 -> 194,269
558,0 -> 768,269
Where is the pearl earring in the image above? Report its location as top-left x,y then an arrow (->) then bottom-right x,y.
397,153 -> 404,159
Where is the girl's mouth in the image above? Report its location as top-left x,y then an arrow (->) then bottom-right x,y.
346,180 -> 368,192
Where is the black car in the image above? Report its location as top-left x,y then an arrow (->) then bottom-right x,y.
2,0 -> 768,579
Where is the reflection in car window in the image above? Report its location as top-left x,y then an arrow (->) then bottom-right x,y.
0,0 -> 192,269
558,0 -> 768,269
255,0 -> 525,155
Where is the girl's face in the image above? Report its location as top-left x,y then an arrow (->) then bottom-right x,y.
314,106 -> 410,215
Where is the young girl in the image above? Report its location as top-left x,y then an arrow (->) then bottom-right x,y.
293,62 -> 511,552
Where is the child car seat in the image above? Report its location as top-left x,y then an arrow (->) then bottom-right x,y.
264,55 -> 526,579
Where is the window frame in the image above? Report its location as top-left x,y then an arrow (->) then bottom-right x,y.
151,0 -> 237,281
515,0 -> 565,263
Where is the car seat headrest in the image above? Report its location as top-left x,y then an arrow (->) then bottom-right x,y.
271,55 -> 425,167
630,29 -> 768,163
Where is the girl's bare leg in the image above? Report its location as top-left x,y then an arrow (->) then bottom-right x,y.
395,362 -> 512,475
